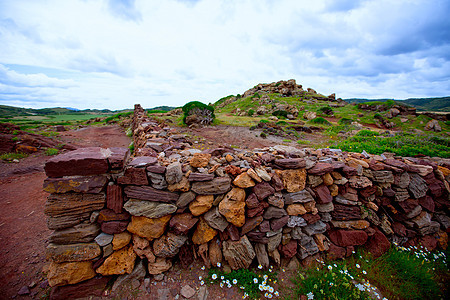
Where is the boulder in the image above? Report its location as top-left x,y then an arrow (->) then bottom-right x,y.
48,261 -> 96,287
328,230 -> 368,247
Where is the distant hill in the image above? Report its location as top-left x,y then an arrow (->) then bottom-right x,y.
146,106 -> 177,112
0,105 -> 131,118
346,97 -> 450,112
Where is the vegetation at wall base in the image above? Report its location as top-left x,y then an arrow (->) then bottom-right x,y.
0,152 -> 29,161
335,130 -> 450,158
45,148 -> 59,156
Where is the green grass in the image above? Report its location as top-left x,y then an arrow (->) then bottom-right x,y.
290,246 -> 448,300
308,117 -> 331,126
335,130 -> 450,157
45,148 -> 59,156
297,140 -> 311,145
206,265 -> 278,299
0,152 -> 28,161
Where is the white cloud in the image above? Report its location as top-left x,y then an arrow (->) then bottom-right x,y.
0,0 -> 449,109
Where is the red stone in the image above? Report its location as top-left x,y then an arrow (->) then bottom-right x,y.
331,204 -> 361,220
270,173 -> 284,192
274,158 -> 306,169
117,167 -> 149,185
224,165 -> 242,176
314,184 -> 332,204
124,185 -> 178,202
101,221 -> 129,234
227,224 -> 240,241
245,193 -> 260,209
392,222 -> 407,236
108,147 -> 129,170
418,235 -> 438,251
302,214 -> 321,224
107,185 -> 123,214
45,147 -> 110,177
308,163 -> 334,175
419,195 -> 435,212
253,182 -> 275,201
360,185 -> 377,199
326,243 -> 346,260
270,215 -> 289,231
397,199 -> 419,214
169,213 -> 199,235
146,165 -> 166,174
97,209 -> 130,223
259,220 -> 270,232
50,276 -> 110,300
364,228 -> 390,258
328,229 -> 368,247
241,216 -> 264,235
280,240 -> 297,259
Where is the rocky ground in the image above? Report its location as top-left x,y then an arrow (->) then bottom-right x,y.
0,124 -> 301,299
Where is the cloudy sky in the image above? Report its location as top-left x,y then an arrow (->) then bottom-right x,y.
0,0 -> 449,110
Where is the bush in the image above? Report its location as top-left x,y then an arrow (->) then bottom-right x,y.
309,117 -> 331,125
339,118 -> 353,125
248,109 -> 255,116
318,106 -> 333,115
182,101 -> 215,125
272,110 -> 288,118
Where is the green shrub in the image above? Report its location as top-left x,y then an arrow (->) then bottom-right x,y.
182,101 -> 215,125
276,120 -> 288,125
318,106 -> 333,115
45,148 -> 59,156
104,111 -> 133,123
259,119 -> 270,124
128,141 -> 134,153
0,152 -> 28,161
253,92 -> 261,99
308,117 -> 331,125
339,118 -> 353,125
260,132 -> 267,138
248,109 -> 255,116
272,110 -> 288,118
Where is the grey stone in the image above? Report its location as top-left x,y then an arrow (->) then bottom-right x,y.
291,227 -> 305,239
103,244 -> 114,257
197,286 -> 209,300
254,243 -> 270,269
263,206 -> 287,219
176,191 -> 196,208
166,162 -> 183,185
180,285 -> 196,299
148,172 -> 168,189
297,235 -> 319,259
408,173 -> 428,199
417,221 -> 440,236
393,172 -> 410,188
308,175 -> 323,188
316,202 -> 334,213
112,260 -> 146,292
284,190 -> 314,205
49,223 -> 100,244
191,177 -> 231,195
153,232 -> 188,258
124,199 -> 177,218
372,170 -> 394,183
95,233 -> 113,247
393,187 -> 409,202
335,195 -> 359,206
222,235 -> 256,270
287,216 -> 307,228
204,206 -> 229,232
267,232 -> 282,252
302,220 -> 327,236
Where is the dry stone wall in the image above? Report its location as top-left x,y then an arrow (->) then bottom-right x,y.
43,104 -> 450,296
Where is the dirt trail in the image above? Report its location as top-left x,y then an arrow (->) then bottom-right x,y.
0,125 -> 131,299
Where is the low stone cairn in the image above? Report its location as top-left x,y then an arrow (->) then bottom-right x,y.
42,104 -> 450,297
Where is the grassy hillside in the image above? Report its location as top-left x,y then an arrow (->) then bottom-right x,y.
346,97 -> 450,112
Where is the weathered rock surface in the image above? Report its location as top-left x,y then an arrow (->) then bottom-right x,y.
49,223 -> 100,244
43,176 -> 107,194
48,261 -> 96,287
169,213 -> 199,235
223,235 -> 256,270
189,195 -> 214,216
192,218 -> 217,244
278,169 -> 307,192
96,245 -> 137,275
46,243 -> 101,263
191,177 -> 231,194
124,186 -> 178,202
124,200 -> 177,218
153,232 -> 188,258
204,206 -> 229,232
218,188 -> 246,227
127,215 -> 171,240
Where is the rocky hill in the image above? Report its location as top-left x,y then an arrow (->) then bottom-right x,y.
347,97 -> 450,112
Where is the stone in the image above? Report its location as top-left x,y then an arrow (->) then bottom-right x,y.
96,245 -> 136,275
303,201 -> 318,214
176,191 -> 196,208
270,215 -> 289,231
397,198 -> 420,215
314,184 -> 333,204
107,185 -> 123,214
240,215 -> 264,235
313,233 -> 329,251
247,168 -> 262,182
303,213 -> 321,224
147,164 -> 166,174
148,172 -> 168,189
188,173 -> 214,182
267,232 -> 282,252
95,233 -> 113,246
169,213 -> 199,235
128,156 -> 158,167
274,158 -> 306,169
103,244 -> 113,257
190,153 -> 211,168
49,276 -> 110,300
124,200 -> 177,218
287,204 -> 307,215
166,161 -> 183,185
233,172 -> 255,188
43,176 -> 107,194
287,216 -> 307,227
316,202 -> 334,213
268,193 -> 284,208
349,176 -> 372,189
49,223 -> 100,244
209,238 -> 223,267
191,177 -> 232,195
253,182 -> 275,200
111,260 -> 146,292
113,232 -> 132,250
180,284 -> 196,299
322,173 -> 334,186
204,206 -> 229,232
45,147 -> 110,177
124,186 -> 178,202
192,218 -> 218,244
335,195 -> 358,206
46,243 -> 101,263
45,193 -> 105,230
372,170 -> 394,184
393,187 -> 410,202
280,239 -> 297,258
263,206 -> 287,219
308,175 -> 323,188
327,243 -> 347,260
148,257 -> 172,275
364,228 -> 390,258
117,167 -> 149,185
97,209 -> 130,223
412,211 -> 432,228
331,220 -> 370,230
278,169 -> 307,192
108,147 -> 129,170
297,235 -> 319,259
167,176 -> 191,192
255,243 -> 270,269
127,215 -> 171,240
408,173 -> 428,199
270,173 -> 285,191
218,188 -> 246,227
222,235 -> 256,270
153,232 -> 188,257
328,230 -> 368,247
308,163 -> 334,175
284,190 -> 314,204
393,172 -> 410,188
331,204 -> 361,220
245,193 -> 259,209
47,261 -> 96,287
189,195 -> 214,216
302,220 -> 327,235
255,166 -> 271,181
